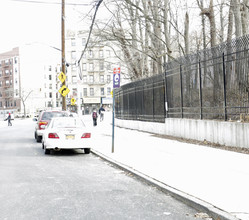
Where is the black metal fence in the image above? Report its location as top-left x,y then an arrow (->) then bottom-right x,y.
115,35 -> 249,122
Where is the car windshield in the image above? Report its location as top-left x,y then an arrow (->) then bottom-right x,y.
51,118 -> 85,128
41,112 -> 68,120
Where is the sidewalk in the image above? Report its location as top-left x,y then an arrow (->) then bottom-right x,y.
86,113 -> 249,220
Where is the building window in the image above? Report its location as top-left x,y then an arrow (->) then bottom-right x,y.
89,75 -> 94,83
100,88 -> 105,96
82,38 -> 86,46
10,80 -> 12,85
89,63 -> 93,71
49,92 -> 52,98
71,38 -> 76,46
82,63 -> 87,71
71,51 -> 76,60
100,75 -> 104,83
107,87 -> 111,95
83,75 -> 87,83
100,50 -> 104,58
49,66 -> 52,71
16,89 -> 18,96
90,88 -> 94,96
107,75 -> 111,83
100,62 -> 104,71
49,75 -> 52,80
89,50 -> 93,58
49,84 -> 52,89
0,81 -> 2,87
0,71 -> 2,77
15,57 -> 18,64
14,100 -> 16,107
0,101 -> 2,107
0,92 -> 2,97
5,80 -> 9,86
83,88 -> 87,96
5,70 -> 9,75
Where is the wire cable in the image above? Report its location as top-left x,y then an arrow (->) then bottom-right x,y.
77,0 -> 103,65
76,0 -> 103,80
7,0 -> 92,6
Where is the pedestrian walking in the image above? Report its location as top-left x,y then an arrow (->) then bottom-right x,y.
6,113 -> 12,126
99,105 -> 105,122
92,109 -> 98,126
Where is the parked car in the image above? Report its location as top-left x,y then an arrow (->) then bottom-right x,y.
42,117 -> 92,155
34,110 -> 68,142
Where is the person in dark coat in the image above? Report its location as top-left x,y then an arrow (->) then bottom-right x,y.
92,109 -> 98,126
7,113 -> 12,126
99,105 -> 105,122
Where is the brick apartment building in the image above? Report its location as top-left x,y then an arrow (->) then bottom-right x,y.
0,47 -> 21,118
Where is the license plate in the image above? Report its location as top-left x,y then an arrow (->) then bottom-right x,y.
66,135 -> 75,139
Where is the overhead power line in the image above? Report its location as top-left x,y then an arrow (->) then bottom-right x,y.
77,0 -> 103,66
8,0 -> 92,6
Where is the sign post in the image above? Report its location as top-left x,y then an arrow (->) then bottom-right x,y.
112,67 -> 121,153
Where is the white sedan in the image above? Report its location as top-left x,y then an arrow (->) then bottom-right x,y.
42,117 -> 92,155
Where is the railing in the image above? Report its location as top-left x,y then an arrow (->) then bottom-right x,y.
115,35 -> 249,122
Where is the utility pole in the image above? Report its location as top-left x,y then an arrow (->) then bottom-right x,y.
61,0 -> 66,110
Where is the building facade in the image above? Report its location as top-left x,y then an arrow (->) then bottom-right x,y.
66,30 -> 127,114
0,45 -> 62,119
0,48 -> 21,119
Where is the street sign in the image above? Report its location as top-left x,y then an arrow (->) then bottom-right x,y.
71,98 -> 76,105
59,85 -> 70,97
58,72 -> 66,83
113,67 -> 121,88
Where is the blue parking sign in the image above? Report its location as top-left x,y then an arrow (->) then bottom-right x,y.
113,73 -> 120,88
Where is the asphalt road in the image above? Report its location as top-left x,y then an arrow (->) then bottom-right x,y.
0,119 -> 202,220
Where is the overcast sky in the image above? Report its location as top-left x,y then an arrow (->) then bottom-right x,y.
0,0 -> 96,53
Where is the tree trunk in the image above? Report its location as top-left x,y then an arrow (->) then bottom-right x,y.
232,0 -> 242,38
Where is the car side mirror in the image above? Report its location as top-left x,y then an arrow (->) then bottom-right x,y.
33,118 -> 38,121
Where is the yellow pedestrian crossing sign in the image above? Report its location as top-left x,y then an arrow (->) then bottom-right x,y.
59,85 -> 70,97
71,98 -> 76,105
58,72 -> 66,83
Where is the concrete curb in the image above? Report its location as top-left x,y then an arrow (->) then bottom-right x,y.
91,149 -> 240,220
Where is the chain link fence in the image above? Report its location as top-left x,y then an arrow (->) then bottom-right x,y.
115,35 -> 249,122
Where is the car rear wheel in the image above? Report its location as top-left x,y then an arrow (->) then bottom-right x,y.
44,146 -> 50,155
36,135 -> 42,143
84,148 -> 90,154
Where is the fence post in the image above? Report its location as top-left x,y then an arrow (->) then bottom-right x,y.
164,68 -> 168,118
152,78 -> 155,121
135,86 -> 137,120
180,65 -> 183,118
199,60 -> 203,119
222,52 -> 228,121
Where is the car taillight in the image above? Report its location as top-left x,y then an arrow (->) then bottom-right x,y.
81,133 -> 91,138
48,133 -> 59,139
39,121 -> 48,130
